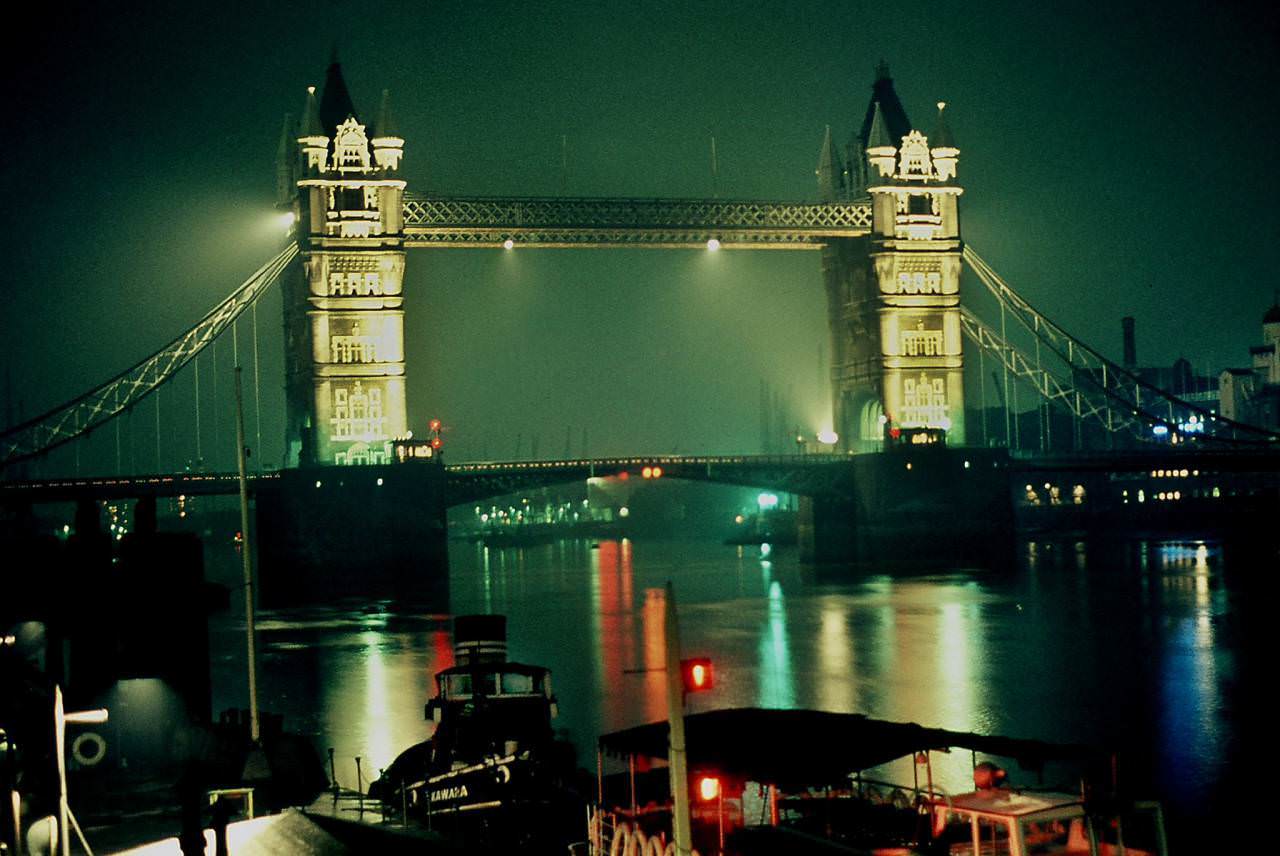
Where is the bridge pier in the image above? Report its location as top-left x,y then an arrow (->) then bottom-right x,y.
255,464 -> 449,606
798,448 -> 1013,565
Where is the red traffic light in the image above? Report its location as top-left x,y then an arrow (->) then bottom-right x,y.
431,437 -> 442,449
680,657 -> 714,693
429,418 -> 442,432
697,776 -> 720,801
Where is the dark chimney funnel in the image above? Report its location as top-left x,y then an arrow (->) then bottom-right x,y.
453,614 -> 507,666
1122,317 -> 1136,369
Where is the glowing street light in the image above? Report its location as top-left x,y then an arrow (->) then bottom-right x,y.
503,238 -> 515,250
706,238 -> 721,251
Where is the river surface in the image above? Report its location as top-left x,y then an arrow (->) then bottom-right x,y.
207,535 -> 1264,851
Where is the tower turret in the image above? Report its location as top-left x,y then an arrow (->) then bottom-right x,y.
929,102 -> 958,182
371,89 -> 405,172
297,86 -> 327,173
865,102 -> 897,179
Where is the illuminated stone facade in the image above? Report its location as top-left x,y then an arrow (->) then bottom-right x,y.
281,65 -> 408,466
822,70 -> 965,449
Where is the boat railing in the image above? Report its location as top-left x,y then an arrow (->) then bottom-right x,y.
587,776 -> 957,856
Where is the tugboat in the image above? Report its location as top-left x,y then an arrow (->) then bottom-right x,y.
369,615 -> 586,850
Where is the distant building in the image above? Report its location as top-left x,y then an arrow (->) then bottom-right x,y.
1218,304 -> 1280,430
1070,319 -> 1218,447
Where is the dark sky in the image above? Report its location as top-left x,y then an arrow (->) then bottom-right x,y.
3,0 -> 1278,468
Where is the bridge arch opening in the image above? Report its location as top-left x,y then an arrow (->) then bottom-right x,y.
839,391 -> 885,454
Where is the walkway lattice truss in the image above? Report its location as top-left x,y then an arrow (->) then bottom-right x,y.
962,247 -> 1280,445
0,245 -> 298,466
401,195 -> 872,248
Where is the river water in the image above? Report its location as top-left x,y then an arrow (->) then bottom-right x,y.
207,534 -> 1263,851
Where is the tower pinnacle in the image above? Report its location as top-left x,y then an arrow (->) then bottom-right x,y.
816,125 -> 844,201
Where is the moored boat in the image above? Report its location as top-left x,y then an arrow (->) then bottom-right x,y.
590,708 -> 1169,856
366,614 -> 587,850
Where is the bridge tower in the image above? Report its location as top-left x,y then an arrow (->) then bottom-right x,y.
821,66 -> 965,450
279,60 -> 408,467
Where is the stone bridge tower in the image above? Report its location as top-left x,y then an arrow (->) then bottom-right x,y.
820,65 -> 965,450
278,61 -> 409,467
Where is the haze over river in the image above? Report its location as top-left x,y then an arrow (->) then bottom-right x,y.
208,535 -> 1263,852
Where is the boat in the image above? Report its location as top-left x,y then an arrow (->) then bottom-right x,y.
365,614 -> 587,850
589,708 -> 1169,856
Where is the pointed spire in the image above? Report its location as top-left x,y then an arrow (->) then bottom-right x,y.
300,85 -> 323,137
865,102 -> 897,180
929,101 -> 960,182
319,57 -> 358,134
816,125 -> 843,201
275,113 -> 296,204
276,113 -> 294,161
867,102 -> 894,151
859,63 -> 911,152
371,88 -> 405,171
374,89 -> 398,139
930,101 -> 957,150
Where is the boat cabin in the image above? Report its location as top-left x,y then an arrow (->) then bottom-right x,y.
422,615 -> 559,769
590,708 -> 1168,856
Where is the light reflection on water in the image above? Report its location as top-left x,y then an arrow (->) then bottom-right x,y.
208,535 -> 1237,838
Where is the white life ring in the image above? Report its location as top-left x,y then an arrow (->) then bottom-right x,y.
71,732 -> 107,767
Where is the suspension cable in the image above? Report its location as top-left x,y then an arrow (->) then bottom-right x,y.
1,244 -> 298,467
963,246 -> 1280,445
252,302 -> 263,468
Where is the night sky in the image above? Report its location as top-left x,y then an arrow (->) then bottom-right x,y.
3,1 -> 1278,469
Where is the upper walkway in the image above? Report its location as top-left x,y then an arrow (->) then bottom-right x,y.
401,195 -> 872,248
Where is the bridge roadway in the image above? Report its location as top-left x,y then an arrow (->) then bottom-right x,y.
0,454 -> 852,505
3,447 -> 1277,506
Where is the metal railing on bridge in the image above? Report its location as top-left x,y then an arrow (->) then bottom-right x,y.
401,195 -> 872,248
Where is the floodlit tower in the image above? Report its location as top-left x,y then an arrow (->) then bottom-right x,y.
866,101 -> 966,442
282,60 -> 408,467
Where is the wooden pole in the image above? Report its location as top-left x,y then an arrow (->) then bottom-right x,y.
663,581 -> 693,855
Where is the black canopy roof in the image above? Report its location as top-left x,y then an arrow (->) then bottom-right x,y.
599,708 -> 1100,788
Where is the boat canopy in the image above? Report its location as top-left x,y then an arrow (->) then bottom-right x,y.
598,708 -> 1101,788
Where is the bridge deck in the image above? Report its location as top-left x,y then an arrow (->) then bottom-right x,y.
4,449 -> 1275,504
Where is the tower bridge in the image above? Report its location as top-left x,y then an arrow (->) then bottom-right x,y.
3,58 -> 1278,588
